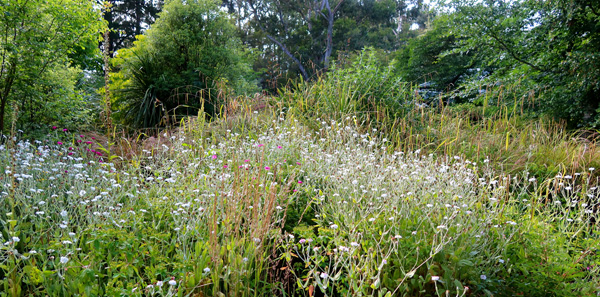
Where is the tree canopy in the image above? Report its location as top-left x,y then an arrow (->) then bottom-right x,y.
0,0 -> 105,133
439,0 -> 600,126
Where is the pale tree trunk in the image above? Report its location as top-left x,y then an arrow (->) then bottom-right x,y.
248,1 -> 310,81
320,0 -> 344,69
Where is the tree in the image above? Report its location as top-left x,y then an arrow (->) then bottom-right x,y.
441,0 -> 600,126
232,0 -> 425,83
111,0 -> 257,128
394,14 -> 482,101
103,0 -> 164,56
0,0 -> 105,133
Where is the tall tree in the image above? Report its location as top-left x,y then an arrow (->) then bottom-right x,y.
442,0 -> 600,126
234,0 -> 425,83
0,0 -> 105,133
103,0 -> 164,56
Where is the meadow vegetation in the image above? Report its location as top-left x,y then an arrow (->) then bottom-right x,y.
1,0 -> 599,296
1,78 -> 599,295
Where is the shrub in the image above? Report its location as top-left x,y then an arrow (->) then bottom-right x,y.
110,0 -> 258,129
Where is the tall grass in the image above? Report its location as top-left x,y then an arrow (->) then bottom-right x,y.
276,51 -> 600,183
1,99 -> 598,296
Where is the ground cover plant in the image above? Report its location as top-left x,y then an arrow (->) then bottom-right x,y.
1,104 -> 599,296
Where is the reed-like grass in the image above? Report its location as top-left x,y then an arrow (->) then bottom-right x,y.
1,99 -> 598,296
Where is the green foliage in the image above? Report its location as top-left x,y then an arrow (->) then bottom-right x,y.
103,0 -> 164,56
439,0 -> 600,127
278,48 -> 414,126
2,101 -> 600,296
238,0 -> 430,84
111,0 -> 258,129
394,14 -> 482,101
0,0 -> 106,133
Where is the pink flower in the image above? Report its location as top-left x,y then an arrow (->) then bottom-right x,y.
223,165 -> 228,169
77,140 -> 82,143
296,162 -> 301,165
244,159 -> 250,162
62,128 -> 68,132
85,141 -> 92,144
298,181 -> 303,184
79,135 -> 84,138
68,147 -> 73,150
277,146 -> 282,149
264,166 -> 270,170
258,144 -> 264,147
52,126 -> 58,130
212,155 -> 218,159
68,152 -> 73,156
57,141 -> 63,145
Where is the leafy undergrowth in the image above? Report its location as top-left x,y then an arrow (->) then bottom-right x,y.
1,110 -> 599,296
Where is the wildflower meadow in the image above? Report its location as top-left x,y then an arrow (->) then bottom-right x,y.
1,105 -> 599,296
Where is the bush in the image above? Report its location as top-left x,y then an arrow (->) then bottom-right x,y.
111,0 -> 258,129
278,48 -> 414,128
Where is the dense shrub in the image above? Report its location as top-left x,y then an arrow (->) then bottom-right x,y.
110,0 -> 257,129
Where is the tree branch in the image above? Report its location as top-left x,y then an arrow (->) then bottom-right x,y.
247,0 -> 309,80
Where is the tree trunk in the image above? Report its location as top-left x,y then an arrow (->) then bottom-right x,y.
265,34 -> 310,81
0,62 -> 17,134
321,0 -> 343,69
0,97 -> 7,134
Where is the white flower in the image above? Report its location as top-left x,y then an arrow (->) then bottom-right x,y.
168,279 -> 177,286
79,190 -> 86,197
156,281 -> 163,287
60,256 -> 69,264
480,275 -> 487,280
203,267 -> 210,273
350,242 -> 359,247
12,236 -> 20,243
431,276 -> 440,281
60,210 -> 68,217
319,272 -> 329,279
330,224 -> 338,229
